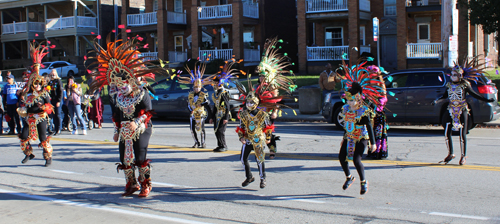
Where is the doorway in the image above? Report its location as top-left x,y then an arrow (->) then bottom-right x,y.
380,35 -> 398,71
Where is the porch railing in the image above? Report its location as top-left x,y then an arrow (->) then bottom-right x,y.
198,4 -> 232,20
46,16 -> 97,30
127,12 -> 157,26
199,48 -> 233,61
244,46 -> 260,62
140,51 -> 158,61
2,21 -> 45,35
243,2 -> 259,19
167,11 -> 187,24
406,43 -> 442,59
307,46 -> 349,61
169,51 -> 187,62
306,0 -> 348,13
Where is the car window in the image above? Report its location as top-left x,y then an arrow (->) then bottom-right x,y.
152,80 -> 172,92
173,82 -> 192,91
385,74 -> 409,88
42,62 -> 52,68
409,72 -> 444,87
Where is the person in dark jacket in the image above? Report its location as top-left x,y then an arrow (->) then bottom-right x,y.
48,69 -> 63,135
2,73 -> 22,135
210,67 -> 233,152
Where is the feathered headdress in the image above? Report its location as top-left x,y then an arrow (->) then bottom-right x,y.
179,62 -> 214,88
21,41 -> 49,95
213,60 -> 239,88
85,35 -> 164,94
339,58 -> 386,106
257,37 -> 296,94
451,56 -> 488,83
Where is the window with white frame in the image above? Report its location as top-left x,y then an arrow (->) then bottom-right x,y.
153,0 -> 158,11
175,0 -> 183,12
325,27 -> 343,46
175,36 -> 183,52
417,23 -> 430,43
384,0 -> 396,16
360,26 -> 365,46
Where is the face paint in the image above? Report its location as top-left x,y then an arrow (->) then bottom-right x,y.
119,84 -> 132,96
194,87 -> 201,93
347,99 -> 357,109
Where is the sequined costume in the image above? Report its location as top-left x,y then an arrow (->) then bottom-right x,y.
436,58 -> 493,165
255,37 -> 296,159
86,35 -> 164,197
179,62 -> 214,148
337,59 -> 385,195
18,42 -> 54,167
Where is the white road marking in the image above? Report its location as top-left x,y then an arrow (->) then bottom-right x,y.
99,176 -> 196,188
274,196 -> 326,204
50,169 -> 83,175
429,212 -> 491,221
0,188 -> 212,224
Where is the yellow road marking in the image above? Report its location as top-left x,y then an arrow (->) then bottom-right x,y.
3,136 -> 500,172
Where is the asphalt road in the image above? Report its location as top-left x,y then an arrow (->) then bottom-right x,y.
1,120 -> 499,224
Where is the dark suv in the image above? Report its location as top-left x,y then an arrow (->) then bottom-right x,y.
150,75 -> 241,119
322,68 -> 500,130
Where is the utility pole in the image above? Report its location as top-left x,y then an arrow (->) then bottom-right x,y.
442,0 -> 459,67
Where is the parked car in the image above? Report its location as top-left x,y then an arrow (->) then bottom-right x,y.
39,61 -> 79,78
322,68 -> 500,130
150,75 -> 242,119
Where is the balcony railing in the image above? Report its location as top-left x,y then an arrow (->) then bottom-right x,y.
46,16 -> 97,30
307,46 -> 349,61
244,46 -> 260,62
127,12 -> 157,26
169,51 -> 187,62
407,43 -> 442,59
2,21 -> 45,35
406,0 -> 441,6
306,0 -> 347,13
198,4 -> 232,20
199,48 -> 233,61
243,2 -> 259,19
140,51 -> 158,61
167,11 -> 187,24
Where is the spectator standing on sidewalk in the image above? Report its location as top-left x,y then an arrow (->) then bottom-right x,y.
48,69 -> 63,135
318,63 -> 339,105
2,72 -> 22,135
65,76 -> 87,135
87,76 -> 103,129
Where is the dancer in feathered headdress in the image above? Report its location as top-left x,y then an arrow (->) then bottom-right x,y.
435,57 -> 494,165
18,41 -> 54,167
336,58 -> 386,195
233,75 -> 283,189
255,37 -> 297,159
85,35 -> 163,197
210,60 -> 239,152
179,62 -> 214,148
365,65 -> 389,159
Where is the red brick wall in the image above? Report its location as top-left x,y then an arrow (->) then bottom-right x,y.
297,0 -> 307,74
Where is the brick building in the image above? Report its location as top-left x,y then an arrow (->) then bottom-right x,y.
120,0 -> 297,70
297,0 -> 498,74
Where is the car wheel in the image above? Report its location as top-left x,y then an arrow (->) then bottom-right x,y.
333,107 -> 344,130
67,70 -> 74,77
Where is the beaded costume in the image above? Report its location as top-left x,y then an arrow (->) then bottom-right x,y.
179,62 -> 213,148
86,35 -> 163,197
436,58 -> 493,165
18,42 -> 54,167
337,59 -> 385,195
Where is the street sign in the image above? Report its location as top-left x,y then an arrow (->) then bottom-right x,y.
373,17 -> 379,42
449,35 -> 458,51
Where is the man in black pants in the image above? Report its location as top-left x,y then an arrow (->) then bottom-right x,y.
210,77 -> 230,152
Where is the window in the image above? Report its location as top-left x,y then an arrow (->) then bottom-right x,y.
385,74 -> 408,88
384,0 -> 396,16
174,0 -> 183,12
152,80 -> 172,92
243,29 -> 254,48
221,32 -> 229,49
360,26 -> 365,46
219,0 -> 228,5
484,34 -> 490,55
409,72 -> 444,87
84,5 -> 94,17
153,0 -> 158,11
325,27 -> 343,46
175,36 -> 183,52
417,23 -> 430,43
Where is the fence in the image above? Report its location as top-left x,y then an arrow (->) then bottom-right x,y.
406,43 -> 442,58
307,46 -> 349,61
